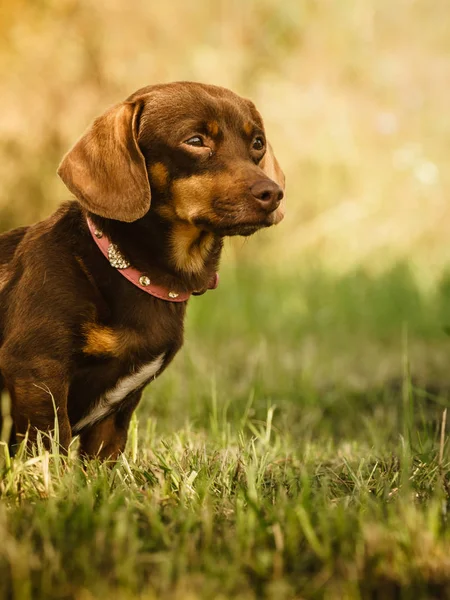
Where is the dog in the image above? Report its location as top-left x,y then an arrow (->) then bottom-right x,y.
0,82 -> 285,459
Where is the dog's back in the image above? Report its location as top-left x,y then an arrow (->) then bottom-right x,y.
0,226 -> 29,449
0,226 -> 29,273
0,225 -> 29,330
0,226 -> 29,255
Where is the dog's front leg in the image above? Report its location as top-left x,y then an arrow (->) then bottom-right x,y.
78,391 -> 142,460
0,356 -> 71,452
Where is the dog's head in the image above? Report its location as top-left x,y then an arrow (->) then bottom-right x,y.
58,82 -> 285,237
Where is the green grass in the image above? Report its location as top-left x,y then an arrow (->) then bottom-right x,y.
1,2 -> 449,596
2,264 -> 450,599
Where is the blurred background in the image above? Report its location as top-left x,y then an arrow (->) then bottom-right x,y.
1,0 -> 450,392
1,0 -> 449,274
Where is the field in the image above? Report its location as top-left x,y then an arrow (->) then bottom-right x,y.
1,1 -> 450,598
2,266 -> 450,599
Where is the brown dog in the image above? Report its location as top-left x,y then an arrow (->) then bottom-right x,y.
0,82 -> 285,459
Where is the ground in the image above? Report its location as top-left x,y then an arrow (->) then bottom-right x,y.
2,265 -> 450,600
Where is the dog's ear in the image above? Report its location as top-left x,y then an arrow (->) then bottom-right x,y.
261,142 -> 285,191
57,101 -> 150,222
243,98 -> 285,192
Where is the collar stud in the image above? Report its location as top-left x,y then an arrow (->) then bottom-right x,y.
86,217 -> 217,302
108,243 -> 131,270
139,275 -> 151,287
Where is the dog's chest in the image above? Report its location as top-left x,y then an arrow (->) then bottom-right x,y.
72,353 -> 166,433
70,294 -> 186,433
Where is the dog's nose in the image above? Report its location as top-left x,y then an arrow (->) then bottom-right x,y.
250,179 -> 284,211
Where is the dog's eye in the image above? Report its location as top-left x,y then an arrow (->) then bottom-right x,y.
184,136 -> 204,147
252,137 -> 265,151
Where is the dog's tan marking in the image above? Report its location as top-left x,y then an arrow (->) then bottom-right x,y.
207,121 -> 220,136
83,325 -> 119,356
83,324 -> 141,357
243,122 -> 253,137
171,223 -> 215,275
150,162 -> 169,190
171,175 -> 215,222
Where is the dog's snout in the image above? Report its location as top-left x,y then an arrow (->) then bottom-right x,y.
250,179 -> 284,211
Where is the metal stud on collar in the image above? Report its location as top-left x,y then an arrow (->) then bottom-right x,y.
139,275 -> 151,287
86,216 -> 213,302
107,243 -> 131,270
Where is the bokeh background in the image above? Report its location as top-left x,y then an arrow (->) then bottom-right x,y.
1,0 -> 449,272
1,0 -> 450,392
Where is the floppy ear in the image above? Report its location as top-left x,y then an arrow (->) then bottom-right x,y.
57,101 -> 150,222
261,142 -> 285,191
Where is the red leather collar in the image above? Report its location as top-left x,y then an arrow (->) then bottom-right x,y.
86,217 -> 219,302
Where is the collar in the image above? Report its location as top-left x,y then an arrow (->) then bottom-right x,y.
86,217 -> 219,302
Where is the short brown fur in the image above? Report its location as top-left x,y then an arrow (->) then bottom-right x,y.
0,82 -> 285,459
0,266 -> 9,292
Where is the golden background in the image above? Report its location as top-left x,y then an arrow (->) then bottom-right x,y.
1,0 -> 448,274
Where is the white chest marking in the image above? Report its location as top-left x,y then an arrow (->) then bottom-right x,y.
73,353 -> 165,433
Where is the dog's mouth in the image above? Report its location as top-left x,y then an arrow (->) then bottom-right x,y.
217,205 -> 285,237
188,193 -> 285,237
223,221 -> 269,237
193,216 -> 272,237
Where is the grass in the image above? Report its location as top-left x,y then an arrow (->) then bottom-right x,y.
1,2 -> 449,597
2,265 -> 450,599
